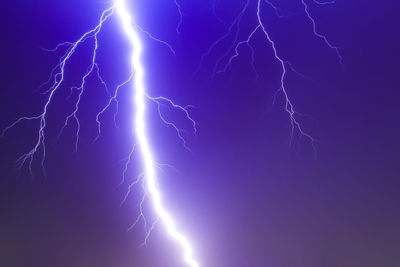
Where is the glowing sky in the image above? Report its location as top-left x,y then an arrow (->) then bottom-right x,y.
1,1 -> 400,267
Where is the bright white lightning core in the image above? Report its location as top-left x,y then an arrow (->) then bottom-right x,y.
115,1 -> 199,266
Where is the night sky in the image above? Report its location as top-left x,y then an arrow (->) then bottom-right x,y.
1,1 -> 399,267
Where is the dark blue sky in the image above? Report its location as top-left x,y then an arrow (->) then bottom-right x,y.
1,1 -> 399,267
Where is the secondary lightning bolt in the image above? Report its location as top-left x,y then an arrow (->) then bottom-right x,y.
256,0 -> 316,149
198,0 -> 342,152
300,0 -> 342,65
2,6 -> 114,176
174,0 -> 183,34
195,0 -> 251,78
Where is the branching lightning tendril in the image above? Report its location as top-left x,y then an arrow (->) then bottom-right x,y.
197,0 -> 342,153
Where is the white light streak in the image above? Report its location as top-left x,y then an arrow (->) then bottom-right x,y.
115,1 -> 199,266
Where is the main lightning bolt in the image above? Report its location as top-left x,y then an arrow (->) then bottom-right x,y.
2,1 -> 198,266
115,1 -> 199,266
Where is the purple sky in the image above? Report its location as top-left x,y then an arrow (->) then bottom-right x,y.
1,1 -> 399,267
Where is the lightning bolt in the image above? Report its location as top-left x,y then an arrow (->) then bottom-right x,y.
115,1 -> 199,266
2,1 -> 342,266
197,0 -> 342,153
255,0 -> 317,150
3,1 -> 199,266
2,6 -> 115,176
300,0 -> 343,65
174,0 -> 183,34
